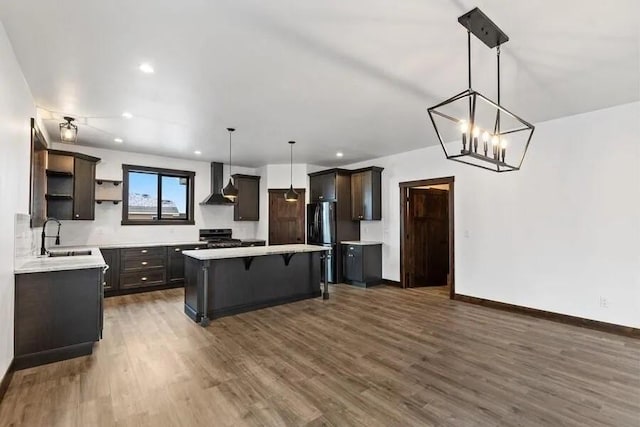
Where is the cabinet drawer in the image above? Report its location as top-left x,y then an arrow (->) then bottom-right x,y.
121,246 -> 165,259
121,256 -> 166,272
120,270 -> 166,289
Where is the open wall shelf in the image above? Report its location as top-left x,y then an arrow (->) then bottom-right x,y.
95,178 -> 122,206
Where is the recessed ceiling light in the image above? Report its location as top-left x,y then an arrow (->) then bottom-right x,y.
122,111 -> 133,119
194,150 -> 202,155
139,63 -> 154,74
336,152 -> 344,158
114,137 -> 123,143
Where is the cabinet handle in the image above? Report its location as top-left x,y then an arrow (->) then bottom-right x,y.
141,261 -> 148,266
319,196 -> 324,199
141,277 -> 148,281
174,248 -> 181,252
141,249 -> 148,254
194,247 -> 200,250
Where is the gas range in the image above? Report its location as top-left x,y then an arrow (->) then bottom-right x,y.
199,229 -> 243,249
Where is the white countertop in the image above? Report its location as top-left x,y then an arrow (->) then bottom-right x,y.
15,247 -> 107,274
183,244 -> 331,261
341,241 -> 383,246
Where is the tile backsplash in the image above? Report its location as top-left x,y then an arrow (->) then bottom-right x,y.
14,213 -> 36,259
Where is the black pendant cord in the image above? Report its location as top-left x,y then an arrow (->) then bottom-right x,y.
467,30 -> 472,90
467,30 -> 472,125
228,129 -> 233,178
289,143 -> 293,186
494,45 -> 501,135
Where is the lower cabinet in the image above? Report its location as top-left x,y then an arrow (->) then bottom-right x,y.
342,243 -> 383,287
101,248 -> 119,292
14,267 -> 103,369
101,243 -> 207,296
167,244 -> 207,284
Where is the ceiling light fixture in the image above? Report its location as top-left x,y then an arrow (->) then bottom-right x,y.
122,111 -> 133,119
427,7 -> 534,172
138,63 -> 154,74
194,150 -> 202,155
114,137 -> 123,143
222,128 -> 238,201
59,116 -> 78,143
336,152 -> 344,158
285,141 -> 299,202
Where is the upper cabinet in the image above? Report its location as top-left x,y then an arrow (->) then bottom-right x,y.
351,167 -> 383,221
309,169 -> 352,202
46,150 -> 100,220
233,174 -> 260,221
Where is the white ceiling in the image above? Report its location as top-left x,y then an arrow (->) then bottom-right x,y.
1,0 -> 638,166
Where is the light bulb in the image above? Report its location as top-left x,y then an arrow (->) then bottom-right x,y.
491,135 -> 500,146
482,131 -> 489,142
500,139 -> 508,149
459,120 -> 469,133
63,129 -> 73,139
472,127 -> 480,138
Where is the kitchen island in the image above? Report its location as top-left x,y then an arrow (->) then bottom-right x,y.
182,244 -> 331,326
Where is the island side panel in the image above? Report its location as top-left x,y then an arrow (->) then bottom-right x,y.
184,255 -> 205,322
207,251 -> 322,319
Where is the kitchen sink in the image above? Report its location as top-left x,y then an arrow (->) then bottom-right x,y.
47,250 -> 92,257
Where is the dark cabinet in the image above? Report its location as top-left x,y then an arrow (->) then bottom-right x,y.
233,174 -> 260,221
46,150 -> 100,220
102,244 -> 207,295
342,243 -> 383,287
14,268 -> 103,369
73,157 -> 97,220
100,248 -> 120,292
310,172 -> 337,201
167,244 -> 207,284
351,167 -> 383,220
119,246 -> 167,290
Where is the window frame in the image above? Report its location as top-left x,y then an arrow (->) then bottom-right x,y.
121,164 -> 196,225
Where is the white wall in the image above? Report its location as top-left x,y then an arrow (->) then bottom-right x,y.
49,143 -> 259,246
0,22 -> 35,379
345,102 -> 640,328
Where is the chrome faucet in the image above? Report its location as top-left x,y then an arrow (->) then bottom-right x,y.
40,218 -> 61,256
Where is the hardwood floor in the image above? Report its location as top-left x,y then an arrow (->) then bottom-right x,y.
1,285 -> 638,426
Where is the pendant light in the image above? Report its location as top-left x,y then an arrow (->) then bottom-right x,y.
222,127 -> 238,201
284,141 -> 299,202
427,7 -> 535,172
59,116 -> 78,143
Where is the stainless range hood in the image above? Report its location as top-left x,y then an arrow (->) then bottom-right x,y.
200,162 -> 234,205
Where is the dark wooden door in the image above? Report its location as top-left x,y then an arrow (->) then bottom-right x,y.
234,175 -> 260,221
406,188 -> 449,287
310,173 -> 336,202
73,157 -> 96,220
269,189 -> 306,245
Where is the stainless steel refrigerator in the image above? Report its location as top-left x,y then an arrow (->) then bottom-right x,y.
307,202 -> 336,283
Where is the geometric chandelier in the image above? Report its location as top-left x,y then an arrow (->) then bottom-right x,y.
428,8 -> 535,172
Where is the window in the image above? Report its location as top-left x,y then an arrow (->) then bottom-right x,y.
122,165 -> 195,225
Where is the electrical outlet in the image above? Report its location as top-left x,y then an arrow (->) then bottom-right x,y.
599,297 -> 609,309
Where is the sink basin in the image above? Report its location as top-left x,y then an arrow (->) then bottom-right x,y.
47,250 -> 92,257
